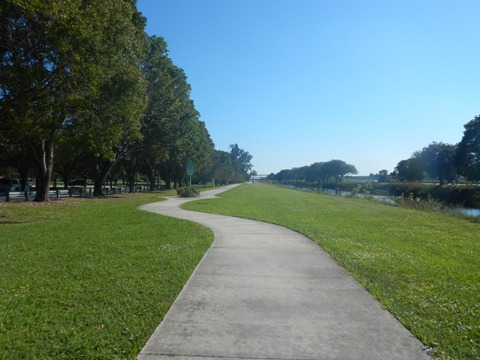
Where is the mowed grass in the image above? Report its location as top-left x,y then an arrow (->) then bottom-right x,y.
0,192 -> 213,359
184,183 -> 480,360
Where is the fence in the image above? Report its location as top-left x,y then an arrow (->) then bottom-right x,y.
0,186 -> 151,203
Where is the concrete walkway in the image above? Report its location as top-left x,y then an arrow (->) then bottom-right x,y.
138,185 -> 431,360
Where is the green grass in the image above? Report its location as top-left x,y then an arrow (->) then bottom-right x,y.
0,192 -> 213,359
184,183 -> 480,360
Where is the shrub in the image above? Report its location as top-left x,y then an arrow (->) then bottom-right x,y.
396,192 -> 444,212
176,186 -> 200,197
350,182 -> 373,198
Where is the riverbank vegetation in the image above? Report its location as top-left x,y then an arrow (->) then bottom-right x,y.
267,116 -> 480,209
273,180 -> 480,209
0,192 -> 213,358
184,183 -> 479,360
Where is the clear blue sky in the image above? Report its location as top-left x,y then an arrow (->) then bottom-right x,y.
136,0 -> 480,176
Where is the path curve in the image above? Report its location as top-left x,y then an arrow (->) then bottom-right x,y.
138,184 -> 431,360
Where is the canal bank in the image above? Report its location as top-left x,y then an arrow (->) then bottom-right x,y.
282,184 -> 480,219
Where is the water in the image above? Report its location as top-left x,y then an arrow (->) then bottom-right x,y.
286,185 -> 480,219
452,208 -> 480,218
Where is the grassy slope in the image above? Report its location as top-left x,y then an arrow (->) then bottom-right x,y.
184,183 -> 480,360
0,193 -> 213,359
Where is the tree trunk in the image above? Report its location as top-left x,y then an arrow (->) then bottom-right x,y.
93,157 -> 114,197
93,172 -> 104,197
146,163 -> 157,191
165,177 -> 171,190
128,178 -> 135,193
18,169 -> 30,192
62,175 -> 70,189
160,166 -> 171,190
30,140 -> 54,202
148,171 -> 155,191
122,160 -> 137,193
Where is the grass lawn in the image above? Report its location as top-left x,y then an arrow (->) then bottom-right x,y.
184,183 -> 480,360
0,192 -> 213,359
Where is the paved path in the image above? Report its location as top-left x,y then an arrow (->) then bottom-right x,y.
138,185 -> 431,360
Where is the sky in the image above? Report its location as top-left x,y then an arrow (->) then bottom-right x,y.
136,0 -> 480,176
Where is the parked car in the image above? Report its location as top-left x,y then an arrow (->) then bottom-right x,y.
68,179 -> 87,187
0,178 -> 22,192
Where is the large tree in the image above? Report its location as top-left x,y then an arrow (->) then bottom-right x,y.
130,36 -> 212,190
395,158 -> 424,182
229,144 -> 253,181
377,169 -> 390,183
286,166 -> 309,182
0,1 -> 88,200
157,69 -> 213,189
306,162 -> 326,183
208,150 -> 244,185
179,115 -> 214,185
273,168 -> 295,183
139,36 -> 172,190
275,161 -> 356,184
456,116 -> 480,182
322,159 -> 358,183
78,0 -> 147,196
0,0 -> 147,200
414,142 -> 457,185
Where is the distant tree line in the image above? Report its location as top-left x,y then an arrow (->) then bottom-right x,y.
0,1 -> 252,201
375,116 -> 480,184
206,145 -> 253,185
268,115 -> 480,187
268,159 -> 358,184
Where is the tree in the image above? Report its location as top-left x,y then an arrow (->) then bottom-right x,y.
121,152 -> 143,193
137,36 -> 172,190
395,158 -> 424,182
229,144 -> 253,181
0,1 -> 88,200
306,162 -> 326,183
82,1 -> 147,196
0,0 -> 147,200
377,169 -> 390,183
165,99 -> 213,188
181,117 -> 214,185
456,116 -> 480,181
0,139 -> 32,190
53,129 -> 90,189
274,169 -> 294,182
289,166 -> 309,182
322,160 -> 358,183
208,150 -> 244,185
134,37 -> 214,190
414,142 -> 457,185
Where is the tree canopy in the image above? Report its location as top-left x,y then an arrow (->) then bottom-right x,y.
0,2 -> 227,198
273,160 -> 357,184
390,115 -> 480,185
412,142 -> 457,185
455,116 -> 480,181
0,0 -> 149,199
1,0 -> 89,200
202,144 -> 253,185
229,144 -> 253,181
